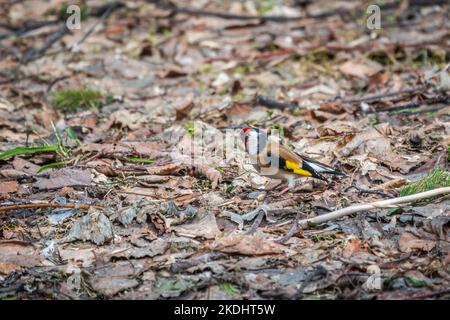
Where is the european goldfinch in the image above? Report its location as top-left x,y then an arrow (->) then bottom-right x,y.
240,126 -> 345,188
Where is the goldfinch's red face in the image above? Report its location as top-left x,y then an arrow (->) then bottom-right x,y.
240,126 -> 262,155
240,126 -> 254,150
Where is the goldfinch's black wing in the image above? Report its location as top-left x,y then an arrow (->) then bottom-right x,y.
267,141 -> 328,180
274,141 -> 345,180
297,153 -> 346,177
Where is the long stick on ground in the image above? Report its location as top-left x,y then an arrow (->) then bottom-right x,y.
298,187 -> 450,228
0,201 -> 103,213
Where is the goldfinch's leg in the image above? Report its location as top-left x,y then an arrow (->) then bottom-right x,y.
287,176 -> 297,189
275,176 -> 296,196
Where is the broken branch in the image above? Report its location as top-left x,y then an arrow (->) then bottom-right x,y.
0,201 -> 103,213
369,95 -> 450,113
298,187 -> 450,228
255,94 -> 298,110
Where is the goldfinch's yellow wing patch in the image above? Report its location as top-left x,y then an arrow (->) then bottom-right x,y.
285,160 -> 312,176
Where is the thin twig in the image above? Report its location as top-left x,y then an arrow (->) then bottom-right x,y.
400,103 -> 449,115
291,265 -> 328,300
344,184 -> 394,198
274,210 -> 302,244
0,20 -> 60,41
69,2 -> 119,52
148,0 -> 306,22
147,0 -> 447,23
339,86 -> 424,104
22,25 -> 69,63
298,187 -> 450,228
0,201 -> 103,213
255,94 -> 298,110
369,95 -> 450,113
246,210 -> 266,235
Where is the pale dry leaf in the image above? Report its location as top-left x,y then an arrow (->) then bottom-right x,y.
0,181 -> 20,196
210,235 -> 286,256
33,168 -> 92,190
0,241 -> 43,275
194,163 -> 222,189
339,58 -> 383,79
147,163 -> 184,175
173,212 -> 220,239
342,237 -> 364,258
398,232 -> 436,253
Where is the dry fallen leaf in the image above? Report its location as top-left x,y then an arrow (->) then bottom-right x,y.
342,237 -> 364,258
173,212 -> 220,239
339,58 -> 383,79
175,99 -> 194,121
34,168 -> 92,190
65,210 -> 114,245
193,163 -> 222,189
147,163 -> 184,175
0,181 -> 20,196
398,232 -> 436,253
210,235 -> 286,255
0,241 -> 43,275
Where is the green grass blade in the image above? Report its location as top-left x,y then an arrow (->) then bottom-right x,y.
399,169 -> 450,196
37,161 -> 67,173
127,157 -> 155,164
0,145 -> 58,161
66,127 -> 80,145
388,169 -> 450,215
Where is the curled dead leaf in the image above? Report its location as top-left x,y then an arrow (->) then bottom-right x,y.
339,58 -> 383,79
0,241 -> 43,275
210,235 -> 286,256
146,163 -> 184,175
0,181 -> 20,196
398,232 -> 436,253
193,163 -> 222,189
175,99 -> 194,121
342,237 -> 363,258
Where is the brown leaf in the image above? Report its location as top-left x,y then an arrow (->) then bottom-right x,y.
173,212 -> 220,239
158,65 -> 187,78
211,235 -> 286,256
339,58 -> 383,78
12,157 -> 40,174
338,126 -> 420,173
124,141 -> 160,158
0,181 -> 19,196
33,108 -> 60,130
0,241 -> 43,275
33,168 -> 92,190
65,210 -> 114,245
59,246 -> 96,268
374,178 -> 407,191
318,102 -> 345,114
82,143 -> 132,155
175,99 -> 194,121
342,238 -> 363,258
0,169 -> 32,179
99,238 -> 169,261
193,163 -> 222,189
146,163 -> 184,175
398,232 -> 436,253
87,261 -> 143,296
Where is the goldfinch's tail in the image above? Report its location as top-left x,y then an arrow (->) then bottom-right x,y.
301,157 -> 346,181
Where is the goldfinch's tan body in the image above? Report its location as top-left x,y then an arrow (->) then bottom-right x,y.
241,127 -> 344,188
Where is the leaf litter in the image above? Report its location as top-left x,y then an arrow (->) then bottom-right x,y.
0,0 -> 449,300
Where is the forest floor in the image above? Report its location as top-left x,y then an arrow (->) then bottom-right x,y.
0,0 -> 449,300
